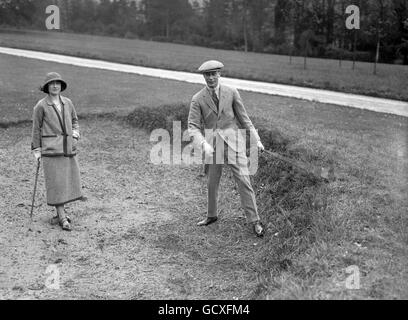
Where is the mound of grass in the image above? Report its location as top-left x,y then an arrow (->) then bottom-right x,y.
127,103 -> 334,292
253,153 -> 324,267
127,102 -> 190,135
127,104 -> 292,154
251,116 -> 291,154
126,103 -> 408,299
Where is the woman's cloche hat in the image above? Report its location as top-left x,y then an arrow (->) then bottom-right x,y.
40,72 -> 67,94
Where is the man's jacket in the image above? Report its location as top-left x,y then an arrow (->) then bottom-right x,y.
31,95 -> 79,157
188,84 -> 260,153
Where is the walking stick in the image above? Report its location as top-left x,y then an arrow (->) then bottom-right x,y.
262,149 -> 335,182
30,158 -> 41,221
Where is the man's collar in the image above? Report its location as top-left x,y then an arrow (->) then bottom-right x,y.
206,83 -> 220,96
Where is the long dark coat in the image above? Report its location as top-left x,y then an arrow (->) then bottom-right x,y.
31,95 -> 82,206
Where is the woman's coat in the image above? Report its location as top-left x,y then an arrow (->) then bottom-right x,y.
31,95 -> 79,157
31,95 -> 82,206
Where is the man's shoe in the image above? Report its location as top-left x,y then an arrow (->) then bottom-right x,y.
197,217 -> 218,226
253,222 -> 264,237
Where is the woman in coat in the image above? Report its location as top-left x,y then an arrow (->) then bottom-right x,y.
31,72 -> 82,231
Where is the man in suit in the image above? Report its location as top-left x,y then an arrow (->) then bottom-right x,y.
188,60 -> 265,237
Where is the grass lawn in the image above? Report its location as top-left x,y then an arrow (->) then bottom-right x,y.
0,53 -> 407,299
1,29 -> 408,101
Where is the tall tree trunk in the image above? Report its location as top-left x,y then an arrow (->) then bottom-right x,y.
352,31 -> 357,70
274,0 -> 286,44
374,0 -> 385,74
243,1 -> 248,52
59,0 -> 71,31
326,0 -> 335,45
304,41 -> 308,70
404,48 -> 408,65
339,0 -> 346,68
374,36 -> 380,75
289,35 -> 294,65
166,9 -> 170,39
289,25 -> 295,65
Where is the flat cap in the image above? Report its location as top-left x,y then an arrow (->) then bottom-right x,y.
198,60 -> 224,73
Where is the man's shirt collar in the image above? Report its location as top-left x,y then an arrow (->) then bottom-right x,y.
206,83 -> 220,99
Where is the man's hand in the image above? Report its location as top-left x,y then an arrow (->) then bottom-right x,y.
257,140 -> 265,152
33,148 -> 41,162
202,141 -> 214,156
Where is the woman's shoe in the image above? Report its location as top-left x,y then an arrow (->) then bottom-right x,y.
51,215 -> 71,225
59,217 -> 72,231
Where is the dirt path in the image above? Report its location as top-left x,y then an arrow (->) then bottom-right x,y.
1,47 -> 407,117
0,118 -> 264,299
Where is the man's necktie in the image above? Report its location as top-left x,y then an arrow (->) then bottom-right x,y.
210,89 -> 219,110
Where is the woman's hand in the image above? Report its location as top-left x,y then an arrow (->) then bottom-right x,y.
72,130 -> 80,140
33,148 -> 41,162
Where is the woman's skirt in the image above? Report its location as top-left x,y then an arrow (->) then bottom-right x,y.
42,156 -> 82,206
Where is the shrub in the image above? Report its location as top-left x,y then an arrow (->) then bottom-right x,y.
209,40 -> 234,50
187,34 -> 209,47
324,46 -> 373,62
171,39 -> 188,45
124,31 -> 138,39
150,36 -> 169,43
104,24 -> 124,37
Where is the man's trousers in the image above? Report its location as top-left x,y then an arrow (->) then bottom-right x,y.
206,143 -> 260,223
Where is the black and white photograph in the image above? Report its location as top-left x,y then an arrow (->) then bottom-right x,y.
0,0 -> 407,305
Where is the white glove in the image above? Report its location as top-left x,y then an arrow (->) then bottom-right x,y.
33,148 -> 41,162
257,140 -> 265,152
72,130 -> 80,140
202,141 -> 214,156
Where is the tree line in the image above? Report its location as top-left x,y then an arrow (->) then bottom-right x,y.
0,0 -> 407,64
